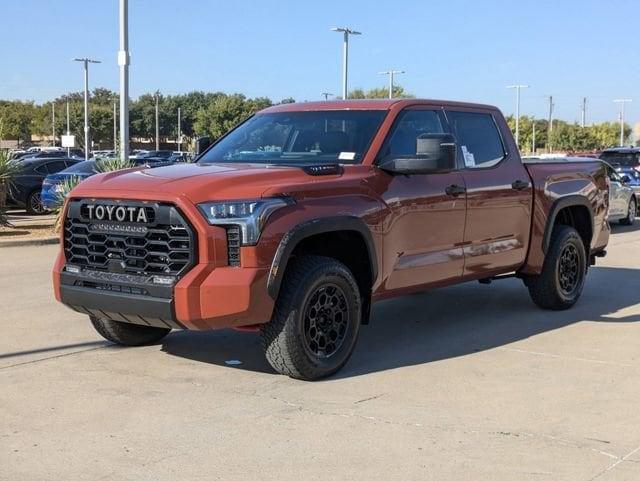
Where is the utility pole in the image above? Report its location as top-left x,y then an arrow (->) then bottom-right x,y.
532,121 -> 536,155
73,57 -> 101,160
546,95 -> 554,153
66,101 -> 70,156
155,93 -> 160,151
177,107 -> 181,152
51,103 -> 56,146
113,101 -> 117,152
507,84 -> 529,147
118,0 -> 130,161
321,92 -> 333,100
613,99 -> 632,146
581,97 -> 587,128
380,70 -> 405,99
331,27 -> 361,100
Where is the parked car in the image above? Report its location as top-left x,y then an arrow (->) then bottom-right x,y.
603,162 -> 637,225
41,158 -> 175,209
9,157 -> 82,214
41,160 -> 100,210
600,147 -> 640,196
53,99 -> 610,380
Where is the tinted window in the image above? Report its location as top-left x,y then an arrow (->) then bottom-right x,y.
600,151 -> 640,167
379,110 -> 444,159
448,111 -> 505,168
44,161 -> 68,174
199,111 -> 386,165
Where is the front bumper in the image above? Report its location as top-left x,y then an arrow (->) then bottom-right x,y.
54,252 -> 274,331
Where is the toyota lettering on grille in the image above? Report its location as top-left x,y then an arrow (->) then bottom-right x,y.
83,204 -> 150,223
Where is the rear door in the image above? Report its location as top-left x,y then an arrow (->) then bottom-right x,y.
446,109 -> 533,276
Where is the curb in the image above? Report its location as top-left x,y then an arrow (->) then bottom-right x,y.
0,236 -> 60,248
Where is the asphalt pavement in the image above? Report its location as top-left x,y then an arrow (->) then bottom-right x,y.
1,222 -> 640,481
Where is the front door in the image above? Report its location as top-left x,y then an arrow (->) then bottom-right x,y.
377,108 -> 467,291
447,109 -> 533,276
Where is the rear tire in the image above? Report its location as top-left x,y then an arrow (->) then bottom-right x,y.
620,197 -> 636,225
260,255 -> 362,381
26,189 -> 47,215
526,225 -> 587,310
90,316 -> 171,346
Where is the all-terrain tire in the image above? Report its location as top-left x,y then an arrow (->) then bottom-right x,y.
90,317 -> 171,346
620,197 -> 636,225
526,225 -> 587,310
260,255 -> 362,381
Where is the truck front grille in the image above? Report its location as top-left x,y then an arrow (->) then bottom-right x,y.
63,200 -> 196,277
225,225 -> 241,267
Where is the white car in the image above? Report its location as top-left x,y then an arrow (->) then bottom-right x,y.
604,162 -> 637,225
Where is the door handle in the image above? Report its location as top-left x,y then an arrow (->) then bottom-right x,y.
511,179 -> 530,190
445,184 -> 466,196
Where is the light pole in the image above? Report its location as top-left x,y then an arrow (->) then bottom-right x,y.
581,97 -> 587,128
379,70 -> 405,99
155,93 -> 160,151
321,92 -> 333,101
66,101 -> 70,156
73,57 -> 101,160
331,27 -> 361,100
532,121 -> 536,155
614,99 -> 632,146
113,101 -> 117,152
177,107 -> 181,152
118,0 -> 130,161
507,84 -> 529,148
51,103 -> 56,146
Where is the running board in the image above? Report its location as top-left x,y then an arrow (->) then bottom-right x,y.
478,273 -> 517,284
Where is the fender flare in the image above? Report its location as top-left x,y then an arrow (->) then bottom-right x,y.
542,195 -> 594,253
267,216 -> 378,300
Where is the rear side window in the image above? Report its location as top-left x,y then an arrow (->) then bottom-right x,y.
448,111 -> 505,168
600,152 -> 640,167
44,161 -> 67,174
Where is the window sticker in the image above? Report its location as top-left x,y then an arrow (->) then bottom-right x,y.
338,151 -> 356,161
461,145 -> 475,167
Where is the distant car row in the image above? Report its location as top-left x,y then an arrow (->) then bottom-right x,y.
7,150 -> 193,214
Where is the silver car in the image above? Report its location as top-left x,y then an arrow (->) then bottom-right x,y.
605,162 -> 637,225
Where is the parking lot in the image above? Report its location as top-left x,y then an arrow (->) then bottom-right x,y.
1,223 -> 639,481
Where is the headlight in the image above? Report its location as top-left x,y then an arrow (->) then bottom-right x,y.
197,197 -> 292,245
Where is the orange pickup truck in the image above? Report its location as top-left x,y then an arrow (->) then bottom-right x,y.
53,99 -> 609,380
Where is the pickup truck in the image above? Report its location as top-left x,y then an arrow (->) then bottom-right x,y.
53,99 -> 610,380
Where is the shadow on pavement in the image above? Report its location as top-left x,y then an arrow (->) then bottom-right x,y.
161,265 -> 640,379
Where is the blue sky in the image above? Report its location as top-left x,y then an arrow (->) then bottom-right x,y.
1,0 -> 637,124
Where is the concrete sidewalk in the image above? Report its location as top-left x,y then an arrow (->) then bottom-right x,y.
1,224 -> 640,481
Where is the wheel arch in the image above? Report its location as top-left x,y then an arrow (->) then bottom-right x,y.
267,216 -> 378,322
543,195 -> 594,254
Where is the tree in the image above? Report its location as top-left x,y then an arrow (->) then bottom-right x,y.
348,85 -> 414,99
193,94 -> 272,139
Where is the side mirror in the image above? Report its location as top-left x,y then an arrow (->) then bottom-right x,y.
621,174 -> 632,184
195,136 -> 211,156
379,133 -> 457,175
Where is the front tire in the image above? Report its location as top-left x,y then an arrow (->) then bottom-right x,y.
90,317 -> 171,346
620,197 -> 636,225
260,256 -> 362,381
526,225 -> 587,310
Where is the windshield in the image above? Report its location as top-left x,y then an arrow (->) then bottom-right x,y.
600,151 -> 640,167
198,110 -> 387,165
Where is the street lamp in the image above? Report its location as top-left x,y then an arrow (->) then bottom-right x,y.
118,0 -> 130,160
507,84 -> 529,148
155,93 -> 160,151
379,70 -> 405,99
73,57 -> 101,160
331,27 -> 361,100
613,99 -> 632,146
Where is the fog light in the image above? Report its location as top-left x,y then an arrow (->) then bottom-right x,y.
65,265 -> 80,274
152,275 -> 174,285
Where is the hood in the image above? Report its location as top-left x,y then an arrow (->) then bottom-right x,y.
72,162 -> 339,203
